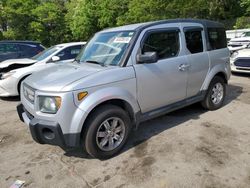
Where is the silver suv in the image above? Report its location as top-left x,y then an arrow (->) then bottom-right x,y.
17,19 -> 231,159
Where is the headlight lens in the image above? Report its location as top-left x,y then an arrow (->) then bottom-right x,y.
1,71 -> 16,80
230,51 -> 239,59
39,96 -> 61,114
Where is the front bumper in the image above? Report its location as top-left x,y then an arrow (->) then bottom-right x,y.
17,103 -> 81,148
231,63 -> 250,73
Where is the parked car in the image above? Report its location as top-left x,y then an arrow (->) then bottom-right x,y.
228,31 -> 250,50
17,19 -> 230,159
230,44 -> 250,73
0,41 -> 45,62
0,42 -> 85,97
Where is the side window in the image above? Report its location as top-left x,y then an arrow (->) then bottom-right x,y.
5,44 -> 18,53
208,28 -> 227,50
185,30 -> 203,54
19,44 -> 37,56
0,44 -> 5,53
142,31 -> 179,60
0,44 -> 18,53
57,45 -> 82,60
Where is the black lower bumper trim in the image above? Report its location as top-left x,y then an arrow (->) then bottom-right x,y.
17,104 -> 81,148
29,118 -> 66,148
16,103 -> 25,122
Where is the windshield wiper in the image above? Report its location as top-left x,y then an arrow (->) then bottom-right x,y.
73,59 -> 80,64
85,60 -> 106,67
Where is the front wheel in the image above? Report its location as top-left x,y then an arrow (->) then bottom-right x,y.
201,76 -> 226,111
83,105 -> 131,159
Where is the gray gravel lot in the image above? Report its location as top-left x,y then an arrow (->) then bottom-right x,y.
0,74 -> 250,188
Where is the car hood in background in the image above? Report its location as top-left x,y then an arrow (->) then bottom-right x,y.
236,49 -> 250,58
0,58 -> 37,73
0,58 -> 37,68
24,63 -> 112,92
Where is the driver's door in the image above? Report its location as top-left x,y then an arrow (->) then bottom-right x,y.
134,28 -> 189,113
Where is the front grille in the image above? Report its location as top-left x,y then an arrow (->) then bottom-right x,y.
23,83 -> 35,104
234,58 -> 250,68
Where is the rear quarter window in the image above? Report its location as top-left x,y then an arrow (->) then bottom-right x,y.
208,28 -> 227,50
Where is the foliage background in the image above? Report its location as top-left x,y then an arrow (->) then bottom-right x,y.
0,0 -> 250,46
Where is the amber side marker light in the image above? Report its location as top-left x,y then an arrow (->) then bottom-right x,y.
78,92 -> 88,101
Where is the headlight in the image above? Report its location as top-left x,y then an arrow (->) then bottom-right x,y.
230,51 -> 239,59
1,71 -> 16,80
38,96 -> 61,114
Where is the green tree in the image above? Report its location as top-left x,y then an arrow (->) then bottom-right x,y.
66,0 -> 99,41
97,0 -> 129,28
0,0 -> 8,32
30,0 -> 71,46
2,0 -> 40,40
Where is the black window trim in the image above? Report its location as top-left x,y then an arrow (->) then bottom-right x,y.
138,27 -> 181,63
183,26 -> 203,32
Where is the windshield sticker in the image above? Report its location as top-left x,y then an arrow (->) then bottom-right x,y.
113,37 -> 132,43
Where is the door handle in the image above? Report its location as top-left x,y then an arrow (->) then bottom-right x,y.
178,64 -> 190,71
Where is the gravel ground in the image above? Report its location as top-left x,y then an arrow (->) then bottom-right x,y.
0,74 -> 250,188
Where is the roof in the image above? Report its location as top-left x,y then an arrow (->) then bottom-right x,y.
101,19 -> 225,33
0,40 -> 41,44
55,42 -> 86,47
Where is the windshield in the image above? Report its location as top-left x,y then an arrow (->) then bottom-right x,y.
32,46 -> 62,61
76,31 -> 135,66
241,32 -> 250,37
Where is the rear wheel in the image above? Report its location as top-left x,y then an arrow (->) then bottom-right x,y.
201,76 -> 226,110
83,105 -> 131,159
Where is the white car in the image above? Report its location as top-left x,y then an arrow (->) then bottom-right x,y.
228,31 -> 250,51
0,42 -> 86,97
230,45 -> 250,73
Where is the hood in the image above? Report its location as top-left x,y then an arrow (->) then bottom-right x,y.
237,49 -> 250,57
0,58 -> 37,68
24,63 -> 111,92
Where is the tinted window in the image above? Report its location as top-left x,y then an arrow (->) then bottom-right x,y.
142,31 -> 179,59
208,28 -> 227,50
0,43 -> 18,53
185,30 -> 203,54
19,44 -> 38,56
0,44 -> 4,53
57,45 -> 82,60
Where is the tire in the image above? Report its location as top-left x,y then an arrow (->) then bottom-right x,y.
201,76 -> 226,111
83,104 -> 131,159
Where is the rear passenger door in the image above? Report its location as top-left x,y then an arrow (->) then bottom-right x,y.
183,25 -> 210,98
134,27 -> 188,113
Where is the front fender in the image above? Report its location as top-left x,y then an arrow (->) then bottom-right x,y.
69,80 -> 139,134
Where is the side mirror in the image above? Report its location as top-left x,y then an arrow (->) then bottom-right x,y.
137,52 -> 158,64
51,56 -> 60,62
